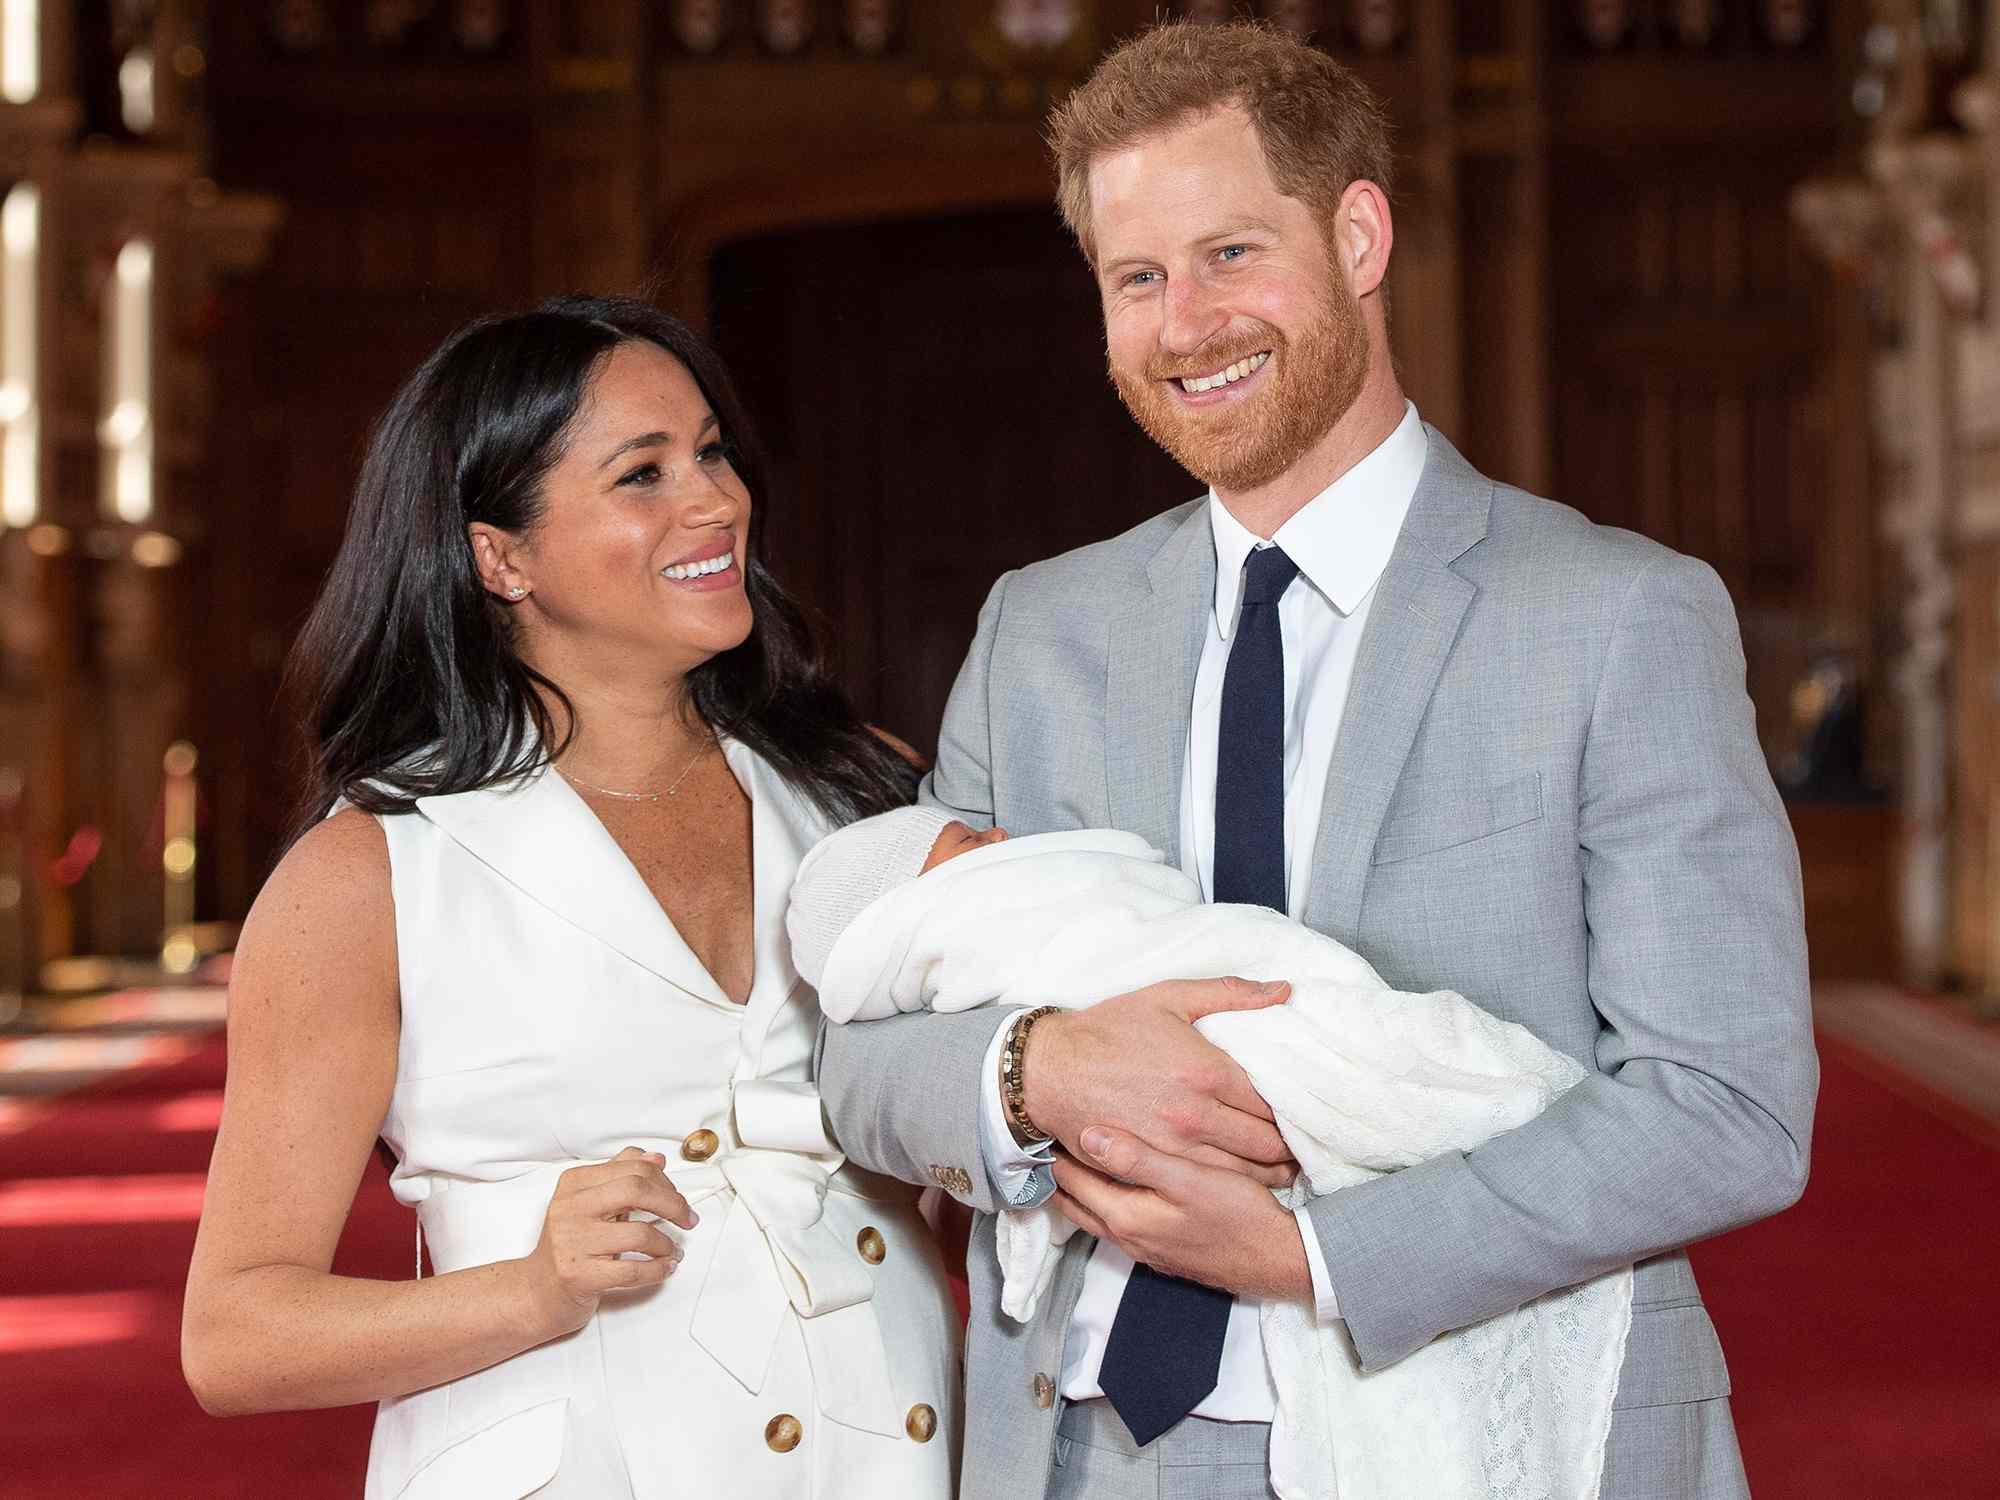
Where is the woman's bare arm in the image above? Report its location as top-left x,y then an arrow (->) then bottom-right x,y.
181,809 -> 691,1415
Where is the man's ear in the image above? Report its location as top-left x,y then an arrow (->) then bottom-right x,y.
468,523 -> 531,603
1335,179 -> 1394,301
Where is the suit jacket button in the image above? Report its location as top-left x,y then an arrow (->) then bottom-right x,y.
857,1226 -> 887,1264
1032,1373 -> 1055,1409
928,1164 -> 973,1195
905,1403 -> 937,1442
682,1129 -> 719,1162
765,1413 -> 802,1452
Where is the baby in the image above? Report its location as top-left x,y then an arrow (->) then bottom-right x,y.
789,807 -> 1633,1500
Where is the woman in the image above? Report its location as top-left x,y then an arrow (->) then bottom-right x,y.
182,297 -> 961,1498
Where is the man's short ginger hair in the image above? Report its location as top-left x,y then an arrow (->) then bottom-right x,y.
1048,20 -> 1396,265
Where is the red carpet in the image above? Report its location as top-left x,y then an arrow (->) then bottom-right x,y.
2,1027 -> 1996,1496
1,1035 -> 409,1498
1697,1033 -> 2000,1497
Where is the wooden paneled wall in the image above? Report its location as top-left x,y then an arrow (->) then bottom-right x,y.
1534,5 -> 1872,753
711,209 -> 1194,750
155,0 -> 1874,946
1547,145 -> 1874,748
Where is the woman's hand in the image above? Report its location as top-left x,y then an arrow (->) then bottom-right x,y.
517,1147 -> 698,1340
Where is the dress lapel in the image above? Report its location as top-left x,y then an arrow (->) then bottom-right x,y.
725,740 -> 828,1062
1105,505 -> 1214,865
416,763 -> 735,1008
1303,426 -> 1492,946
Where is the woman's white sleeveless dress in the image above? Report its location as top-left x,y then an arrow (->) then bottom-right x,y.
361,743 -> 961,1499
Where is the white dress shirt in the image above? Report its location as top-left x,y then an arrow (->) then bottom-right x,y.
979,401 -> 1428,1421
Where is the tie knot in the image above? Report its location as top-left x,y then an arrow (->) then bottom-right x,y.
1240,545 -> 1300,606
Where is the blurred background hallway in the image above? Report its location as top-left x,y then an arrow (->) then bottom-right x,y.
4,1 -> 2000,1493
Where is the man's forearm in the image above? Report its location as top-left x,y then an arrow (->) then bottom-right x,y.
1309,553 -> 1813,1371
814,1007 -> 1015,1213
1306,1050 -> 1813,1371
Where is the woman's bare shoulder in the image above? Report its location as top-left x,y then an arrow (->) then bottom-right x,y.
234,807 -> 396,1010
258,807 -> 390,910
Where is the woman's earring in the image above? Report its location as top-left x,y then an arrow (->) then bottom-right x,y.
507,586 -> 526,599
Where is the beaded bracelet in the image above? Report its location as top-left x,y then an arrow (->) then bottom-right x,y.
1001,1005 -> 1058,1148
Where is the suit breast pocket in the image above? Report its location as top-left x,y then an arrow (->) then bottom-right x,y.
1371,771 -> 1545,867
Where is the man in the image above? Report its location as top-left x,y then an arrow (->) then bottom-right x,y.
818,21 -> 1816,1500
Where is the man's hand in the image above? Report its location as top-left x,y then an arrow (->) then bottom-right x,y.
1023,977 -> 1298,1186
1051,1126 -> 1311,1300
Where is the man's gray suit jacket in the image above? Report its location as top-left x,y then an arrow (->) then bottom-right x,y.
817,426 -> 1817,1498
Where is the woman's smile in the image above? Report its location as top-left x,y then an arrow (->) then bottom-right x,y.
661,535 -> 743,591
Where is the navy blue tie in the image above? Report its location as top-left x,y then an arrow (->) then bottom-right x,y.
1098,543 -> 1298,1447
1212,545 -> 1299,911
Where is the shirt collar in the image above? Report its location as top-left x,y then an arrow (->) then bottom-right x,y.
1209,400 -> 1426,638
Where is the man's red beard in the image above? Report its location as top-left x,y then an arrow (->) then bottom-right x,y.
1109,268 -> 1369,494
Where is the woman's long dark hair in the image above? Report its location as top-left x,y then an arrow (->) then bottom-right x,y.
286,294 -> 917,839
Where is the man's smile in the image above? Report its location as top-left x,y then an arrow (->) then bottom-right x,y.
1167,349 -> 1273,405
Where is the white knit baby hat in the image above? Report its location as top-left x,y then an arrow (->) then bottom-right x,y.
787,805 -> 959,989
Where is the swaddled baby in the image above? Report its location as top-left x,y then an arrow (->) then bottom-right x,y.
789,807 -> 1634,1500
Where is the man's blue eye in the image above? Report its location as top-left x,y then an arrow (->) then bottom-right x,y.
1219,245 -> 1248,261
1128,270 -> 1160,287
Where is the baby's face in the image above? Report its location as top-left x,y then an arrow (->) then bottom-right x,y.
921,820 -> 1010,874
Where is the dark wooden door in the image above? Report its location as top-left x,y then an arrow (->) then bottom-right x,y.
711,208 -> 1197,754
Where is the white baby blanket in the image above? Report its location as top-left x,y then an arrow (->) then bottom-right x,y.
814,829 -> 1632,1500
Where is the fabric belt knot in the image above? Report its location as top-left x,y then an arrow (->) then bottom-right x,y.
412,1135 -> 908,1439
683,1146 -> 905,1436
1100,541 -> 1299,1449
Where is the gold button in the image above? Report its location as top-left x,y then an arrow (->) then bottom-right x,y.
765,1413 -> 802,1452
857,1226 -> 886,1264
1032,1372 -> 1055,1409
682,1129 -> 719,1162
905,1402 -> 937,1442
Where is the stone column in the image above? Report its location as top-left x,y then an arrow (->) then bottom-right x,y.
1872,137 -> 1973,986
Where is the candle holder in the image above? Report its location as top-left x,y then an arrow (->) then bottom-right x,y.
35,737 -> 236,995
160,739 -> 197,975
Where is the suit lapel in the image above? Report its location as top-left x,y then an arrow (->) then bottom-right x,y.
417,763 -> 735,1008
1304,427 -> 1492,945
1105,505 -> 1213,865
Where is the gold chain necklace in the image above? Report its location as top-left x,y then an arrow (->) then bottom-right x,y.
557,737 -> 715,803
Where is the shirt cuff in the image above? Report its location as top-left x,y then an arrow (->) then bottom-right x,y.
1294,1205 -> 1342,1322
979,1011 -> 1057,1209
